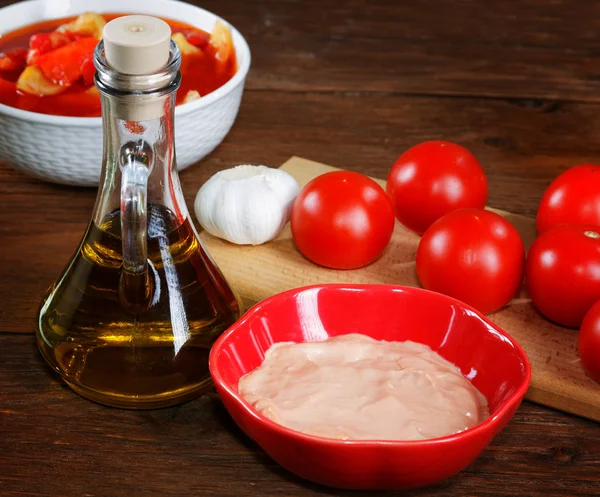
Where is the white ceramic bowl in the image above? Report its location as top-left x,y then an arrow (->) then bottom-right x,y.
0,0 -> 251,186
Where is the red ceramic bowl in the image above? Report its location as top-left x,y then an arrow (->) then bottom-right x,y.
209,284 -> 531,490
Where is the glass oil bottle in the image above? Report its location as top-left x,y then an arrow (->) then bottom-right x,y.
36,16 -> 241,408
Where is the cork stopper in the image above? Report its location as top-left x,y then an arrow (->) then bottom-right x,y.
101,16 -> 174,122
103,15 -> 171,75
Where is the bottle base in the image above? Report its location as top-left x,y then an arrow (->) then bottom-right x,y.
64,377 -> 213,410
37,332 -> 216,409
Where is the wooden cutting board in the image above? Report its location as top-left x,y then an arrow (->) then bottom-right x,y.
200,156 -> 600,422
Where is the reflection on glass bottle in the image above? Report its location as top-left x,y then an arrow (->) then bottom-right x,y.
36,17 -> 240,409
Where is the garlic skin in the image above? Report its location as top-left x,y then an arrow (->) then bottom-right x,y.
194,165 -> 301,245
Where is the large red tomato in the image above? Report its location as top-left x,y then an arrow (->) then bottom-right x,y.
386,141 -> 488,234
579,299 -> 600,384
537,165 -> 600,234
526,225 -> 600,328
291,171 -> 395,270
416,208 -> 525,314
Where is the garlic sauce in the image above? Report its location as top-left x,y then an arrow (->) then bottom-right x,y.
238,334 -> 490,441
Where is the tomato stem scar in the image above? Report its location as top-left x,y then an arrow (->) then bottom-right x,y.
584,231 -> 600,239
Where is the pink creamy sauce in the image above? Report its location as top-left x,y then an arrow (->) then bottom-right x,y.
238,334 -> 490,441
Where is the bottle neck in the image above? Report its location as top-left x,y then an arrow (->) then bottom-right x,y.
92,89 -> 188,230
91,38 -> 186,235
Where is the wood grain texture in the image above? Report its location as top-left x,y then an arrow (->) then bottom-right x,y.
161,0 -> 600,102
199,157 -> 600,422
1,0 -> 600,494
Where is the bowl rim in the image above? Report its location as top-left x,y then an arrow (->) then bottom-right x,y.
0,0 -> 251,126
209,283 -> 532,448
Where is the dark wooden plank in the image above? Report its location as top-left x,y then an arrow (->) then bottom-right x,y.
195,0 -> 600,101
245,40 -> 600,102
202,0 -> 600,51
1,334 -> 600,497
2,90 -> 599,333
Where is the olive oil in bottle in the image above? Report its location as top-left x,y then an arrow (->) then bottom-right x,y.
36,16 -> 240,408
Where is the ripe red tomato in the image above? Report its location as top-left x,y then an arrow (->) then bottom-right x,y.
416,208 -> 525,314
579,300 -> 600,384
291,171 -> 395,270
526,225 -> 600,328
386,141 -> 488,234
537,165 -> 600,234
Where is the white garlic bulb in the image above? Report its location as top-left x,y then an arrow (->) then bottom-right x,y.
194,165 -> 301,245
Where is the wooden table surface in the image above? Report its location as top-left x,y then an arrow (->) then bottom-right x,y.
1,0 -> 600,495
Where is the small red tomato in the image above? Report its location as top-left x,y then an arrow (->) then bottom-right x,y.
416,208 -> 525,314
291,171 -> 395,270
386,141 -> 488,234
537,165 -> 600,234
526,225 -> 600,328
579,300 -> 600,384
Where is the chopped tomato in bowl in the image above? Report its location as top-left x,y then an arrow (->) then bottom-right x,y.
0,11 -> 238,117
0,0 -> 251,186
